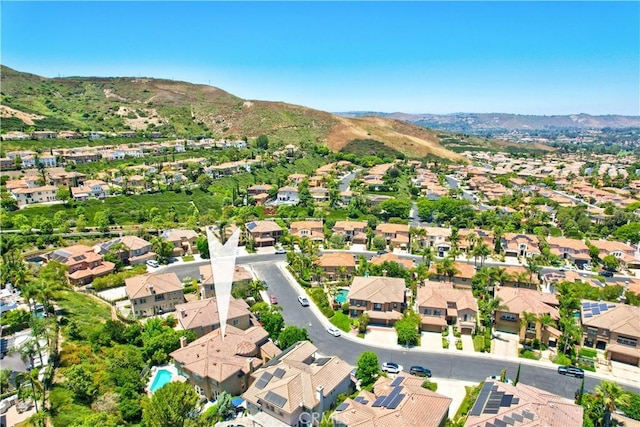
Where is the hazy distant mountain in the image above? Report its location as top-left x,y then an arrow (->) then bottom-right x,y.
337,112 -> 640,132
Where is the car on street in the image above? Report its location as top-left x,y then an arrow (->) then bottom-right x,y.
489,375 -> 514,384
269,295 -> 278,304
275,247 -> 286,254
298,296 -> 310,306
557,366 -> 584,378
376,250 -> 389,256
146,259 -> 159,268
409,366 -> 432,377
327,326 -> 342,337
601,271 -> 615,278
261,280 -> 268,288
381,362 -> 402,374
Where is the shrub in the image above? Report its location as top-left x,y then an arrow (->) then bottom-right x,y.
307,288 -> 334,318
456,339 -> 463,350
453,329 -> 461,338
552,352 -> 573,365
341,302 -> 349,314
442,337 -> 449,349
441,329 -> 449,337
519,349 -> 541,360
578,347 -> 597,359
421,380 -> 438,391
473,335 -> 485,352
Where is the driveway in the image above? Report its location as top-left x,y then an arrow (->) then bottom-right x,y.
492,331 -> 519,358
421,331 -> 446,351
362,326 -> 398,347
461,334 -> 475,352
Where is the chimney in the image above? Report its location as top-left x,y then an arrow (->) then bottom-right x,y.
147,284 -> 155,294
246,357 -> 255,373
316,385 -> 324,411
179,336 -> 187,348
179,308 -> 186,318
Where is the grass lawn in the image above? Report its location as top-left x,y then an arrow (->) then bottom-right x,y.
55,290 -> 111,339
552,352 -> 573,365
330,311 -> 351,332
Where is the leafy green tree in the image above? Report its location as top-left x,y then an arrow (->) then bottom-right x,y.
65,364 -> 96,404
94,211 -> 110,232
356,351 -> 380,387
195,236 -> 209,259
256,134 -> 269,150
260,310 -> 285,342
613,222 -> 640,244
152,237 -> 174,264
602,255 -> 620,272
142,381 -> 200,427
618,392 -> 640,421
372,235 -> 387,251
0,369 -> 11,394
216,391 -> 235,421
278,326 -> 309,349
357,312 -> 370,334
395,310 -> 420,347
380,198 -> 411,220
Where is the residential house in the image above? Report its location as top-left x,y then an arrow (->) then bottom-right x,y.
290,220 -> 324,242
248,184 -> 273,197
0,158 -> 14,170
198,264 -> 253,300
375,223 -> 410,250
464,380 -> 583,427
416,281 -> 478,334
287,173 -> 307,185
494,287 -> 560,346
71,179 -> 110,201
47,245 -> 115,285
348,276 -> 407,326
1,131 -> 29,141
175,297 -> 253,338
125,272 -> 184,317
49,171 -> 86,187
332,220 -> 368,244
370,252 -> 414,269
314,253 -> 356,281
500,233 -> 541,258
10,185 -> 58,207
332,375 -> 451,427
244,341 -> 353,427
245,221 -> 283,247
546,237 -> 591,268
171,325 -> 280,401
581,301 -> 640,366
161,229 -> 199,255
413,227 -> 452,250
95,235 -> 155,266
31,131 -> 57,140
276,186 -> 299,204
458,229 -> 495,253
310,186 -> 329,203
501,265 -> 540,290
590,240 -> 639,269
429,262 -> 476,289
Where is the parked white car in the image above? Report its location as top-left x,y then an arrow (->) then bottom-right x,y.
327,326 -> 341,337
146,259 -> 159,268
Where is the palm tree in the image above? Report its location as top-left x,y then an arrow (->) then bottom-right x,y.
0,369 -> 11,394
525,260 -> 541,288
421,246 -> 435,270
435,257 -> 458,282
472,241 -> 492,269
559,317 -> 582,356
16,369 -> 44,415
521,311 -> 538,345
594,380 -> 631,427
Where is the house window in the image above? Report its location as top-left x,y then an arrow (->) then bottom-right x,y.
373,303 -> 382,311
424,309 -> 432,315
155,294 -> 165,302
617,336 -> 637,347
433,310 -> 441,316
232,319 -> 239,326
501,313 -> 517,322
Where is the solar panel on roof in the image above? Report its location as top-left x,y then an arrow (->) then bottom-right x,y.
511,398 -> 519,405
264,391 -> 287,408
255,372 -> 273,390
354,396 -> 364,403
316,357 -> 331,366
512,413 -> 523,422
582,302 -> 590,308
336,403 -> 348,411
502,415 -> 515,425
500,395 -> 513,407
273,368 -> 286,379
493,419 -> 507,427
592,308 -> 600,315
361,399 -> 369,405
590,302 -> 599,307
386,394 -> 405,410
484,407 -> 500,414
390,376 -> 404,387
372,397 -> 386,408
523,410 -> 535,420
470,383 -> 493,416
599,303 -> 608,311
608,304 -> 616,308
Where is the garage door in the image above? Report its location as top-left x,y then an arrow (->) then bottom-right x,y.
461,327 -> 474,335
610,351 -> 640,366
421,324 -> 443,333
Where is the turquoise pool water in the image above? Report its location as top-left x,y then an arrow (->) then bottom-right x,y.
335,289 -> 349,304
150,369 -> 172,392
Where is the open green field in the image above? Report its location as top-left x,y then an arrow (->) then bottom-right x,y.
55,290 -> 112,338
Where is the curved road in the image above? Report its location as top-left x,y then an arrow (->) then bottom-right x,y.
159,253 -> 640,400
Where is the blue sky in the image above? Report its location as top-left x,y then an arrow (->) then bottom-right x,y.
2,1 -> 639,115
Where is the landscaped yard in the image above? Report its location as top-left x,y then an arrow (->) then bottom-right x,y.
330,311 -> 351,332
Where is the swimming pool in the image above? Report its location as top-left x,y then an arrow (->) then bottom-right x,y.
149,369 -> 173,393
335,288 -> 349,304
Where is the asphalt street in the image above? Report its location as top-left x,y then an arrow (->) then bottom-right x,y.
159,252 -> 640,399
